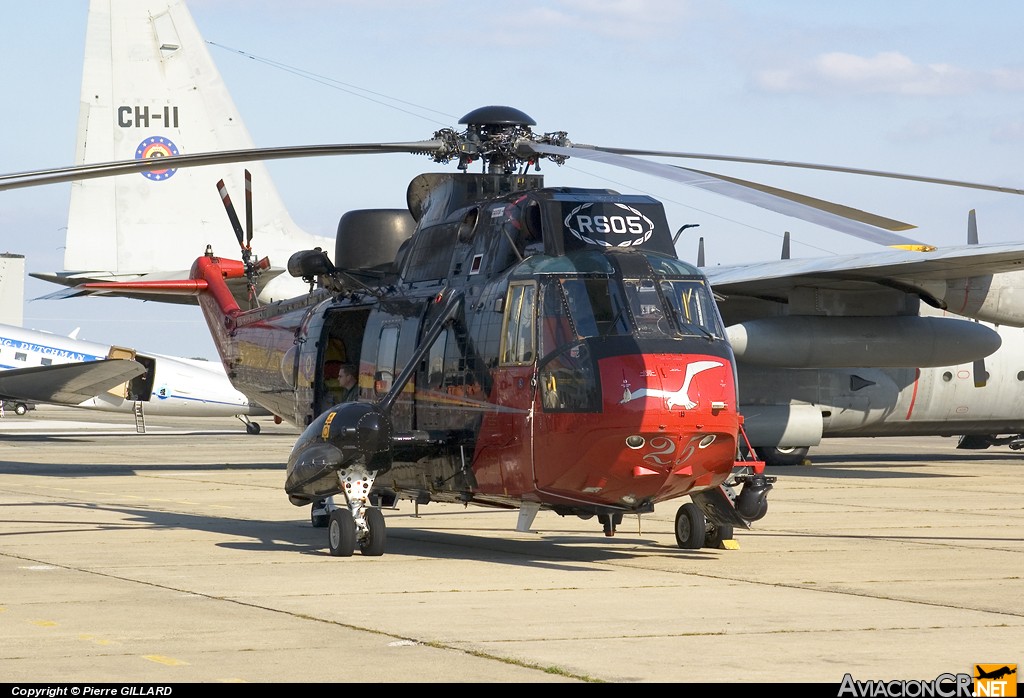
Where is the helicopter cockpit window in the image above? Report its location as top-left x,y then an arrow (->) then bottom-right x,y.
560,278 -> 631,337
622,278 -> 669,338
659,279 -> 723,337
500,283 -> 536,365
538,282 -> 600,412
539,280 -> 574,360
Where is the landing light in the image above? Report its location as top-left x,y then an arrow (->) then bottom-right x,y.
625,435 -> 645,450
698,435 -> 716,449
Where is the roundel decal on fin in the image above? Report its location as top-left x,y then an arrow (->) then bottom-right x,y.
135,136 -> 180,181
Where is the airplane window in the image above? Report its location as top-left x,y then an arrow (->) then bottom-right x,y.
41,358 -> 53,366
15,352 -> 26,362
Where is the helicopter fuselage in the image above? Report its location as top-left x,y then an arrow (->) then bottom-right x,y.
195,172 -> 743,520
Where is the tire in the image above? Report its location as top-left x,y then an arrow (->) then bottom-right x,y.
310,500 -> 329,528
755,446 -> 809,466
359,507 -> 387,556
245,422 -> 261,435
327,509 -> 356,557
704,523 -> 734,548
674,502 -> 705,549
14,403 -> 28,416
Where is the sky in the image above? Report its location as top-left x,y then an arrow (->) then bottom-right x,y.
1,0 -> 1023,360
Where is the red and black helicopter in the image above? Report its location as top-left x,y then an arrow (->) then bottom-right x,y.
24,104 -> 937,556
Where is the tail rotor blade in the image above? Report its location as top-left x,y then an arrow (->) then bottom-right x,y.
217,178 -> 246,248
244,169 -> 253,249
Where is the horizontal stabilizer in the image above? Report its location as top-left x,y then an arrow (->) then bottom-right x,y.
0,359 -> 146,405
31,266 -> 283,305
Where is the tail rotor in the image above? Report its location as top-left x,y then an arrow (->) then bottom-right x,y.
217,169 -> 263,307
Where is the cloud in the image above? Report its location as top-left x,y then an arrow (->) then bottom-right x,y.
755,51 -> 1024,96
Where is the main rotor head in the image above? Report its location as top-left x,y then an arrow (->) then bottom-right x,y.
432,106 -> 569,174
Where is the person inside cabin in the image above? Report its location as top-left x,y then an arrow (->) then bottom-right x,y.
325,360 -> 359,404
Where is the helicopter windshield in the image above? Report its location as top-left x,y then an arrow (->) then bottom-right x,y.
536,273 -> 721,350
527,252 -> 723,413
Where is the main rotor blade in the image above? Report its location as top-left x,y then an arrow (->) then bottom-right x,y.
0,141 -> 446,192
527,142 -> 929,249
574,144 -> 1024,197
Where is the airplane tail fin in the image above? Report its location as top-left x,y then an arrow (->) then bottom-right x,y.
58,0 -> 329,301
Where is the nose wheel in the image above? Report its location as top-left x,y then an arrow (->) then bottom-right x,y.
326,506 -> 387,557
328,509 -> 356,557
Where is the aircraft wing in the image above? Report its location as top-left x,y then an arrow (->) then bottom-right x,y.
704,241 -> 1024,300
0,359 -> 146,405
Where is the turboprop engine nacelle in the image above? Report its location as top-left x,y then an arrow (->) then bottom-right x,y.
727,315 -> 1001,368
940,271 -> 1024,327
906,270 -> 1024,327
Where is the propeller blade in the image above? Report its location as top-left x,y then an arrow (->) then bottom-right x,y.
782,231 -> 791,260
697,237 -> 706,267
0,140 -> 447,192
527,142 -> 929,249
217,179 -> 246,248
244,169 -> 253,248
968,209 -> 979,245
574,144 -> 1024,197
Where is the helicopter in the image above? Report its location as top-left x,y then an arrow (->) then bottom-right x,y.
11,90 -> 1024,556
15,105 -> 818,556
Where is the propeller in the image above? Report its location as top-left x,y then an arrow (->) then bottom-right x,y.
216,169 -> 263,306
3,105 -> 1022,251
573,144 -> 1024,197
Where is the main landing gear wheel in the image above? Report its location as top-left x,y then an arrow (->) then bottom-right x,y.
674,502 -> 705,549
359,507 -> 387,556
311,500 -> 329,529
704,522 -> 734,548
14,403 -> 28,416
328,509 -> 356,557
